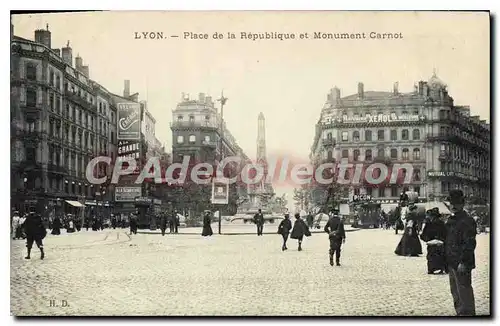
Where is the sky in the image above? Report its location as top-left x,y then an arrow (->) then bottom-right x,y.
11,11 -> 490,210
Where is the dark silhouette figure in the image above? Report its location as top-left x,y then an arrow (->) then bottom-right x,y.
324,211 -> 346,266
253,209 -> 264,236
395,205 -> 422,257
420,208 -> 447,274
51,216 -> 62,235
277,213 -> 292,251
24,211 -> 47,260
290,213 -> 311,251
160,214 -> 167,236
445,190 -> 477,316
201,211 -> 213,236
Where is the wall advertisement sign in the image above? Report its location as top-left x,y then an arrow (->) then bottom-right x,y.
115,186 -> 142,202
117,103 -> 141,140
211,178 -> 229,205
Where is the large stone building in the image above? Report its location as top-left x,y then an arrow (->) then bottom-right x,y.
10,25 -> 168,219
10,25 -> 118,216
170,92 -> 249,163
309,74 -> 490,204
170,93 -> 249,215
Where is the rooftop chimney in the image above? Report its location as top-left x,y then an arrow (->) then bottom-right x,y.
418,81 -> 424,95
205,96 -> 213,106
34,24 -> 51,48
199,92 -> 205,102
393,82 -> 399,95
52,48 -> 61,57
124,80 -> 130,98
75,55 -> 83,71
81,65 -> 89,77
61,41 -> 73,66
358,82 -> 364,99
332,87 -> 341,100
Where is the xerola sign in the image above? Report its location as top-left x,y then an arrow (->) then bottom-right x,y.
117,103 -> 141,140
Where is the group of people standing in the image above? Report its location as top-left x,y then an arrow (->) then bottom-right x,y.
394,189 -> 477,316
276,209 -> 346,266
159,211 -> 180,236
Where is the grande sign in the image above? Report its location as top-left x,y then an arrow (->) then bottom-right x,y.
117,103 -> 141,140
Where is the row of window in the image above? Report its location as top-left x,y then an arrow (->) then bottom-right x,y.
328,129 -> 421,142
177,135 -> 212,144
441,182 -> 489,198
327,147 -> 422,161
337,110 -> 420,118
440,144 -> 489,168
439,162 -> 489,179
177,114 -> 211,122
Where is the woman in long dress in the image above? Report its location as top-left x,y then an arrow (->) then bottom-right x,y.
395,205 -> 422,256
277,213 -> 292,251
201,211 -> 213,237
51,216 -> 61,235
290,213 -> 311,251
420,208 -> 447,274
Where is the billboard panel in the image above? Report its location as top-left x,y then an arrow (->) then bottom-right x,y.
117,103 -> 141,140
115,186 -> 142,202
211,178 -> 229,205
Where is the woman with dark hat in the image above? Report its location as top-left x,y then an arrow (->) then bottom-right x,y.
395,204 -> 423,256
201,211 -> 213,237
290,213 -> 311,251
420,207 -> 447,274
277,213 -> 292,251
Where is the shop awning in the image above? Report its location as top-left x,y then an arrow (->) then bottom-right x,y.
65,200 -> 85,208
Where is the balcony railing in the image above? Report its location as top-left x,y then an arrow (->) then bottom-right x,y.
202,140 -> 218,147
170,120 -> 220,129
322,138 -> 336,146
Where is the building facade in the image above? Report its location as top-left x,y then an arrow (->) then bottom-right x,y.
170,93 -> 249,215
10,26 -> 119,217
310,75 -> 490,204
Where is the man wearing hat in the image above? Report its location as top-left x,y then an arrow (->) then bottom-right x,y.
324,209 -> 346,266
445,190 -> 477,316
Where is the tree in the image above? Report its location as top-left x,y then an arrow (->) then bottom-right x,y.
293,187 -> 309,211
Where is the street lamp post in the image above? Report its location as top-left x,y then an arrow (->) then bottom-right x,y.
217,90 -> 227,235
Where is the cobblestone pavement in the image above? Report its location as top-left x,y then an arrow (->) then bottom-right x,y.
10,228 -> 490,316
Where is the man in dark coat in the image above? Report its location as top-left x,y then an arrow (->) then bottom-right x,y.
445,190 -> 477,316
129,214 -> 138,235
24,210 -> 46,260
324,209 -> 346,266
174,211 -> 180,234
420,207 -> 447,274
277,213 -> 292,251
168,212 -> 175,234
253,209 -> 265,236
290,213 -> 310,251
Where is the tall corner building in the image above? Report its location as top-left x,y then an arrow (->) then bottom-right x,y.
309,74 -> 490,203
10,25 -> 118,216
170,93 -> 249,214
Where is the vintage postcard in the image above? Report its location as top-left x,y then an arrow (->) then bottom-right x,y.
10,11 -> 490,316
